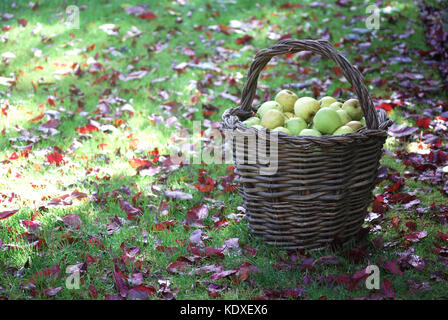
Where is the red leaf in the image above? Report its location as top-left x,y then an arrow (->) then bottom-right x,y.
389,193 -> 416,204
188,247 -> 224,259
113,263 -> 129,297
279,2 -> 304,9
20,220 -> 41,233
194,183 -> 215,192
76,124 -> 99,134
207,283 -> 226,297
120,200 -> 143,220
46,152 -> 64,166
333,66 -> 342,78
17,18 -> 28,27
63,214 -> 82,229
380,279 -> 396,299
0,210 -> 19,220
376,102 -> 393,112
127,285 -> 156,300
372,197 -> 387,214
279,33 -> 292,41
438,231 -> 448,242
167,261 -> 190,275
416,117 -> 430,128
185,205 -> 209,226
47,97 -> 55,106
47,190 -> 87,206
383,261 -> 403,276
391,216 -> 400,229
29,113 -> 45,122
129,158 -> 151,169
9,152 -> 19,160
138,12 -> 157,20
210,269 -> 237,281
153,220 -> 175,231
30,265 -> 60,284
89,282 -> 98,299
236,35 -> 253,45
385,179 -> 403,193
404,230 -> 427,242
405,221 -> 417,231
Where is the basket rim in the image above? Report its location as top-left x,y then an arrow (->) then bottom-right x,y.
221,107 -> 392,146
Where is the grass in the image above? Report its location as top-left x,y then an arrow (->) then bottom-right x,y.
0,0 -> 447,299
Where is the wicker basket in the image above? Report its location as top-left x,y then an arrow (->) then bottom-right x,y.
221,39 -> 393,250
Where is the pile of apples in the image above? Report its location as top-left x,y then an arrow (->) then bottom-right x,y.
242,89 -> 366,136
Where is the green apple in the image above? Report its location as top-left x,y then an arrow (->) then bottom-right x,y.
342,99 -> 363,121
242,117 -> 260,127
360,117 -> 366,126
328,102 -> 342,111
336,109 -> 352,125
346,120 -> 363,132
294,97 -> 320,123
333,125 -> 355,136
313,108 -> 342,134
319,96 -> 337,109
261,109 -> 285,129
275,89 -> 298,113
299,128 -> 322,137
272,126 -> 291,134
256,101 -> 283,119
285,117 -> 307,135
284,112 -> 295,120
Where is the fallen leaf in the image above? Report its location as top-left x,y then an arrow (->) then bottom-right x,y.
0,210 -> 19,220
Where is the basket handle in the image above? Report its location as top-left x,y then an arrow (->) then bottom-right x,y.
239,39 -> 379,130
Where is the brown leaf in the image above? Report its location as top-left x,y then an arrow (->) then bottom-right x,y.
63,214 -> 82,229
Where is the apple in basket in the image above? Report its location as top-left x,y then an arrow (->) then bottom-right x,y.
272,126 -> 291,134
312,108 -> 342,134
299,128 -> 322,137
336,109 -> 352,125
346,120 -> 363,132
318,96 -> 337,109
294,97 -> 320,123
328,101 -> 343,111
285,117 -> 307,135
333,125 -> 355,136
275,89 -> 298,113
261,109 -> 285,129
240,91 -> 365,138
256,101 -> 283,119
342,98 -> 363,121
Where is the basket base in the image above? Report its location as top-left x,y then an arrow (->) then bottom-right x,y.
249,227 -> 363,251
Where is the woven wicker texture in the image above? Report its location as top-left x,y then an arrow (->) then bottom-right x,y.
222,39 -> 393,250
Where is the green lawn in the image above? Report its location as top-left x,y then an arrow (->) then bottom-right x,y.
0,0 -> 447,300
